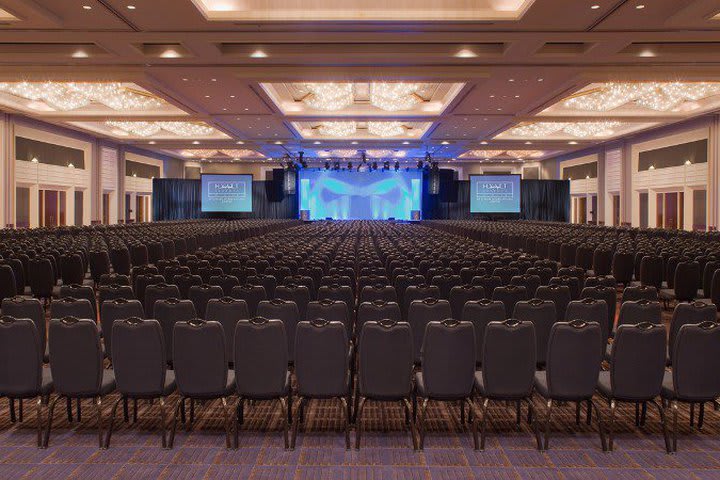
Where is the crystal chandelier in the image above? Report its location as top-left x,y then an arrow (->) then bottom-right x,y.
303,83 -> 354,111
0,81 -> 164,111
220,149 -> 263,158
508,122 -> 620,138
107,121 -> 162,137
181,149 -> 221,158
318,121 -> 357,137
504,150 -> 545,158
157,122 -> 216,137
464,150 -> 505,158
365,149 -> 394,158
563,82 -> 720,112
367,121 -> 406,138
369,82 -> 420,112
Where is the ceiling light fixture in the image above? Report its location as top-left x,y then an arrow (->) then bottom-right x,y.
563,82 -> 720,112
369,82 -> 420,112
82,5 -> 92,9
303,83 -> 353,111
250,50 -> 267,58
591,4 -> 600,9
127,5 -> 136,9
367,121 -> 406,138
318,121 -> 357,137
508,121 -> 621,138
454,48 -> 478,58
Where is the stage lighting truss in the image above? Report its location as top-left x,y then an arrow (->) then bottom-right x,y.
0,82 -> 165,111
562,82 -> 720,112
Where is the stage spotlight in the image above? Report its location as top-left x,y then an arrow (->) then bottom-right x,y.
361,151 -> 367,163
394,161 -> 400,171
333,161 -> 340,171
348,162 -> 353,170
324,161 -> 330,170
417,160 -> 423,169
383,161 -> 390,171
371,162 -> 378,171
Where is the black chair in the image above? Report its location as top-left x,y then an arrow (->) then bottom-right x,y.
662,321 -> 720,452
51,297 -> 95,322
513,299 -> 557,368
415,319 -> 477,450
597,322 -> 670,452
0,316 -> 53,447
356,320 -> 416,449
306,299 -> 350,334
639,255 -> 664,290
154,298 -> 197,366
173,273 -> 203,299
622,285 -> 658,303
359,284 -> 397,304
89,251 -> 112,286
231,284 -> 267,317
188,284 -> 224,319
60,284 -> 97,319
536,285 -> 572,322
255,299 -> 299,356
169,319 -> 234,449
461,299 -> 505,366
205,297 -> 250,365
492,285 -> 528,318
667,302 -> 717,366
110,248 -> 132,276
144,283 -> 181,319
566,298 -> 609,349
209,274 -> 240,296
471,275 -> 502,300
611,252 -> 635,287
0,264 -> 17,302
317,284 -> 353,322
580,285 -> 616,339
474,319 -> 539,451
276,284 -> 311,322
247,274 -> 276,299
549,276 -> 580,300
660,261 -> 700,307
448,285 -> 485,321
403,284 -> 440,320
356,300 -> 402,335
100,299 -> 145,362
60,254 -> 85,287
408,298 -> 452,365
234,317 -> 291,449
105,318 -> 176,448
430,273 -> 463,299
29,258 -> 55,302
533,320 -> 605,451
1,296 -> 46,357
510,274 -> 541,299
292,319 -> 351,449
45,317 -> 116,448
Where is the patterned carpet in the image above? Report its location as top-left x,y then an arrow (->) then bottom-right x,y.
0,390 -> 719,480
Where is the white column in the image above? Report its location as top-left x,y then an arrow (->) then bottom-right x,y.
0,114 -> 16,228
67,186 -> 76,227
129,192 -> 137,222
648,189 -> 657,228
709,115 -> 720,230
29,184 -> 39,228
621,140 -> 632,226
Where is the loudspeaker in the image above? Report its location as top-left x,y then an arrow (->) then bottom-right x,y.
428,169 -> 440,195
284,169 -> 297,194
411,210 -> 421,221
300,210 -> 310,221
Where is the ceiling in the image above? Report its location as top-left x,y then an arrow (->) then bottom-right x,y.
0,0 -> 719,164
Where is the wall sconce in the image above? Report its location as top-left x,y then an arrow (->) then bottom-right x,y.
685,159 -> 692,165
31,157 -> 38,163
68,163 -> 75,169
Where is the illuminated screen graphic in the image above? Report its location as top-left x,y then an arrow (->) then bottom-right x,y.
470,174 -> 522,213
298,170 -> 423,220
201,174 -> 253,212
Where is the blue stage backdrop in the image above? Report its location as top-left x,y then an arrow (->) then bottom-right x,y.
469,174 -> 521,213
201,174 -> 253,213
299,170 -> 423,220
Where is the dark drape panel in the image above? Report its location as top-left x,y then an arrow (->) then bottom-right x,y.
520,180 -> 570,222
422,179 -> 570,222
152,178 -> 298,221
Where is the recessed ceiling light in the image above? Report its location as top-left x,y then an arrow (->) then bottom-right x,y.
496,108 -> 503,111
82,5 -> 92,9
250,50 -> 267,58
211,78 -> 217,82
274,141 -> 283,145
192,141 -> 200,145
236,141 -> 244,144
525,141 -> 532,145
591,4 -> 600,9
148,141 -> 156,145
182,78 -> 188,81
402,141 -> 410,145
230,95 -> 235,98
514,95 -> 520,98
454,48 -> 477,58
636,3 -> 645,8
204,95 -> 210,98
537,78 -> 544,82
480,141 -> 488,145
72,50 -> 89,58
351,141 -> 358,145
568,141 -> 578,145
441,141 -> 450,145
313,141 -> 321,145
127,5 -> 136,9
244,108 -> 249,111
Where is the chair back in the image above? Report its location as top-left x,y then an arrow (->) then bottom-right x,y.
173,319 -> 228,398
609,323 -> 666,400
48,317 -> 104,396
668,301 -> 717,361
672,321 -> 720,401
421,319 -> 475,399
112,318 -> 167,397
481,319 -> 536,400
357,320 -> 413,399
101,298 -> 145,360
234,317 -> 288,398
0,316 -> 43,396
294,319 -> 349,397
546,320 -> 602,400
205,297 -> 250,363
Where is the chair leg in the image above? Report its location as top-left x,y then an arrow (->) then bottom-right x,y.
168,396 -> 184,449
460,400 -> 465,426
18,399 -> 23,423
133,399 -> 138,424
590,399 -> 607,452
608,400 -> 616,452
220,397 -> 231,449
35,397 -> 43,449
698,403 -> 705,430
478,398 -> 490,451
466,397 -> 478,451
236,397 -> 244,425
339,397 -> 350,450
652,399 -> 672,454
671,400 -> 678,453
402,398 -> 418,450
575,401 -> 581,426
354,396 -> 367,450
515,400 -> 521,430
9,398 -> 15,423
634,402 -> 640,427
586,399 -> 592,426
123,398 -> 129,423
104,396 -> 124,449
640,401 -> 647,427
66,398 -> 73,423
290,397 -> 305,450
417,398 -> 429,450
77,398 -> 82,423
278,397 -> 290,450
43,395 -> 62,448
690,403 -> 695,428
543,399 -> 554,451
159,397 -> 168,449
94,396 -> 105,449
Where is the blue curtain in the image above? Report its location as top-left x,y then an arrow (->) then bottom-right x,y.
152,178 -> 298,221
